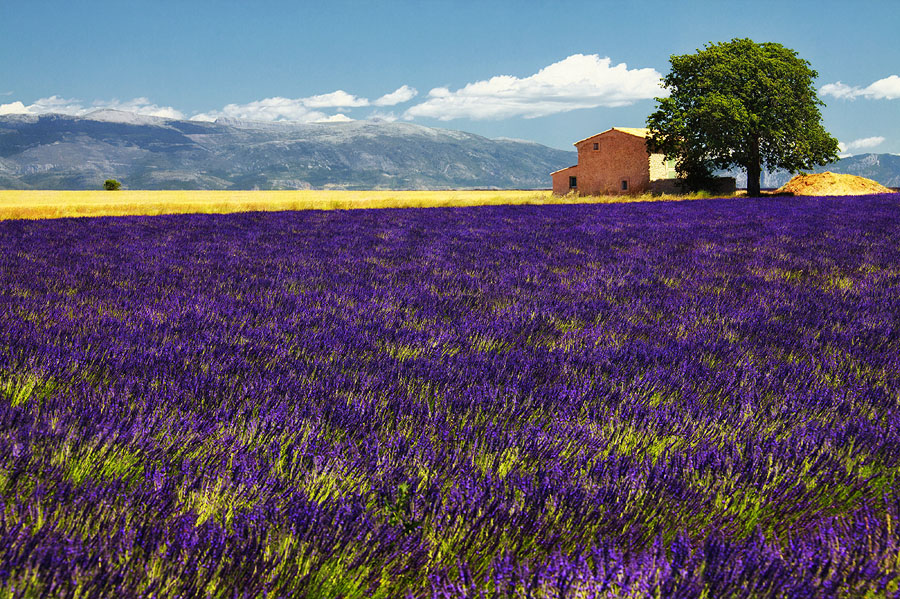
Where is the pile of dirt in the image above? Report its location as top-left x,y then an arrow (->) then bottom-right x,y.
775,172 -> 892,196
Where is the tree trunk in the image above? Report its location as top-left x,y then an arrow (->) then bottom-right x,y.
746,136 -> 762,197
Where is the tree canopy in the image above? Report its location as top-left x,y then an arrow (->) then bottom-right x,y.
647,38 -> 839,196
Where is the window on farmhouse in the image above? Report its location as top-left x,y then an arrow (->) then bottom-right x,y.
621,180 -> 628,191
569,176 -> 577,188
593,142 -> 599,150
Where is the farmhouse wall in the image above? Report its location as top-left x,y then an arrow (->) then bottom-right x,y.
649,154 -> 677,181
573,130 -> 651,195
551,165 -> 579,195
552,127 -> 703,196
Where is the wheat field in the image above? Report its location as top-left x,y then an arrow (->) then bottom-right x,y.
0,189 -> 724,220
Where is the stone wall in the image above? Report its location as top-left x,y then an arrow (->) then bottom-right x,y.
649,178 -> 685,195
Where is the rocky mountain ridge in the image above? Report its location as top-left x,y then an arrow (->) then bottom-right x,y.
0,111 -> 575,190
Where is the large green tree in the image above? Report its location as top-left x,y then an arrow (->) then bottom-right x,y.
647,38 -> 839,197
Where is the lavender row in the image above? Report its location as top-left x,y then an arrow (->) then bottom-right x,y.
1,194 -> 899,597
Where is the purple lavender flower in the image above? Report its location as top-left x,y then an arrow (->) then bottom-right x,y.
1,194 -> 899,597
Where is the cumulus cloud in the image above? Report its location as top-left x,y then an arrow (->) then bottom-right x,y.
0,95 -> 186,119
314,113 -> 354,123
302,90 -> 370,108
374,85 -> 417,106
0,101 -> 27,115
95,97 -> 186,119
187,113 -> 218,123
844,136 -> 886,151
0,88 -> 392,124
837,136 -> 886,157
821,75 -> 900,100
403,54 -> 664,121
190,97 -> 328,123
366,111 -> 399,122
819,82 -> 855,99
189,90 -> 376,122
21,95 -> 88,115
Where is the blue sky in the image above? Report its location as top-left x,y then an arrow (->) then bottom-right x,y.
2,0 -> 898,154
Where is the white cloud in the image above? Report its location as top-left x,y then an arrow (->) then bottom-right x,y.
188,90 -> 371,122
190,97 -> 327,122
820,82 -> 858,100
314,113 -> 354,123
23,95 -> 88,114
302,90 -> 369,108
838,136 -> 886,157
404,54 -> 664,121
374,85 -> 418,106
845,136 -> 885,151
187,113 -> 218,122
1,91 -> 13,97
97,97 -> 186,119
0,101 -> 27,115
821,75 -> 900,100
366,111 -> 399,122
0,90 -> 374,124
866,76 -> 900,99
0,95 -> 185,119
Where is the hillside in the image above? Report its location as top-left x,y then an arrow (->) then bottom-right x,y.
0,111 -> 576,190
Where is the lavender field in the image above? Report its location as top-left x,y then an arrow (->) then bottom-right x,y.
1,195 -> 899,598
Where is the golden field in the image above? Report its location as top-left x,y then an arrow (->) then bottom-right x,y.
0,189 -> 726,220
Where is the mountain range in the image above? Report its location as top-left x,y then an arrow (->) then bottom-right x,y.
0,111 -> 575,190
726,154 -> 900,190
1,111 -> 898,191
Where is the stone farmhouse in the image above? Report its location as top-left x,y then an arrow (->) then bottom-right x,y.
551,127 -> 677,196
551,127 -> 735,196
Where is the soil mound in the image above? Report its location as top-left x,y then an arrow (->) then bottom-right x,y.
775,172 -> 892,196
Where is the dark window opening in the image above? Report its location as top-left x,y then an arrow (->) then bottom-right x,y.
621,180 -> 628,191
593,142 -> 599,150
569,176 -> 577,188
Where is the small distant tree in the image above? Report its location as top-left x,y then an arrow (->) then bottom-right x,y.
647,38 -> 839,196
103,179 -> 121,191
